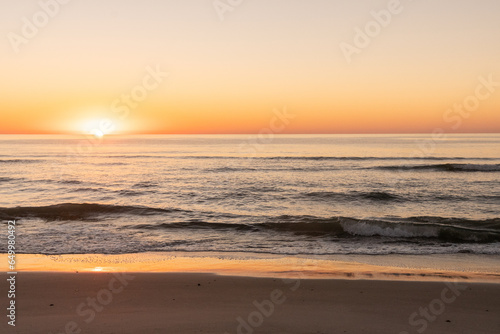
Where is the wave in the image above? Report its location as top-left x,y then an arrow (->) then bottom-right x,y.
134,221 -> 256,232
377,163 -> 500,172
94,162 -> 128,166
0,177 -> 23,183
59,180 -> 84,185
301,191 -> 499,203
261,157 -> 500,162
132,182 -> 158,189
205,166 -> 337,173
271,216 -> 500,243
117,190 -> 148,197
69,187 -> 113,194
129,215 -> 500,243
0,159 -> 42,164
0,203 -> 185,221
206,167 -> 258,173
202,163 -> 500,173
3,202 -> 499,243
303,191 -> 403,202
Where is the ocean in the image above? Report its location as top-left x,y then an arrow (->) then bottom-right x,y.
1,134 -> 499,257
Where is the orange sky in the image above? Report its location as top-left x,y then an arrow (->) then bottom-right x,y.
1,0 -> 499,134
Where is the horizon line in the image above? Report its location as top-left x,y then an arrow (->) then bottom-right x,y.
1,132 -> 499,136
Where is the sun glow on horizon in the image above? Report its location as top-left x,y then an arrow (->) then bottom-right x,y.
78,117 -> 117,138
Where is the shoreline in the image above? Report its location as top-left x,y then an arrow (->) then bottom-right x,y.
2,252 -> 500,283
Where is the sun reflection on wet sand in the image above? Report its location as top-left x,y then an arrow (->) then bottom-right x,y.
2,252 -> 499,282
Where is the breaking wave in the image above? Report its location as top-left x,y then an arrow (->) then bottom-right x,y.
128,214 -> 500,243
377,163 -> 500,172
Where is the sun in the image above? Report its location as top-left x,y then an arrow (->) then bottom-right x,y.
91,129 -> 105,138
81,118 -> 116,138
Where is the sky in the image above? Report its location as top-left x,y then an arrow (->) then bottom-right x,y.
1,0 -> 499,134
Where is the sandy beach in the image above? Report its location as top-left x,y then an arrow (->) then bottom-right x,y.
1,272 -> 498,334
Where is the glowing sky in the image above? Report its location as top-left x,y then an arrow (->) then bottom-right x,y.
1,0 -> 499,134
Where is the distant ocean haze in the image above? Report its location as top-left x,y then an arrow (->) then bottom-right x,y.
0,134 -> 499,256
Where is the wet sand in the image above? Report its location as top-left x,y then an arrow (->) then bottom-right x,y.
1,272 -> 499,334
